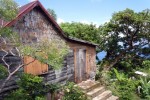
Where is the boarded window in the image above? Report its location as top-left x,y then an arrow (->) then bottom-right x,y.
24,56 -> 48,75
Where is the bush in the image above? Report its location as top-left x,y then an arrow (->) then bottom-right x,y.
110,79 -> 139,100
108,69 -> 140,100
46,83 -> 61,100
138,76 -> 150,99
5,74 -> 45,100
5,73 -> 63,100
62,82 -> 87,100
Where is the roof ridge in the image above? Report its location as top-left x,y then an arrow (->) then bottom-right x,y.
19,0 -> 36,8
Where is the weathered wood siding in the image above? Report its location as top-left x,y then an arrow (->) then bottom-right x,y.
67,42 -> 96,83
13,7 -> 63,43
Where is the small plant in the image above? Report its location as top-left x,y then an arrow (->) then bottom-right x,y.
138,76 -> 150,99
113,68 -> 127,81
63,82 -> 87,100
46,83 -> 61,100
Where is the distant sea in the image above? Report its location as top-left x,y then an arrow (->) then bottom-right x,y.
97,51 -> 150,61
97,51 -> 106,61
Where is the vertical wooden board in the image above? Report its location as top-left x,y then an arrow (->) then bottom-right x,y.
76,49 -> 80,83
34,60 -> 42,75
24,56 -> 34,74
79,49 -> 86,81
83,49 -> 86,81
78,49 -> 82,82
86,51 -> 89,78
87,52 -> 91,78
41,63 -> 48,74
24,56 -> 27,73
74,49 -> 77,82
29,57 -> 35,75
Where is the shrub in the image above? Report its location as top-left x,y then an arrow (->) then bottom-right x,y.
111,79 -> 139,100
5,73 -> 63,100
138,76 -> 150,99
5,74 -> 45,100
62,82 -> 87,100
108,69 -> 140,100
46,83 -> 61,100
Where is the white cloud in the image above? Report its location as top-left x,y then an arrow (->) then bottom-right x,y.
57,18 -> 65,24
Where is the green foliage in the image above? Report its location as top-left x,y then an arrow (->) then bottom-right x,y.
0,0 -> 18,21
138,77 -> 150,99
17,74 -> 44,92
47,8 -> 57,21
19,39 -> 69,69
142,60 -> 150,70
110,79 -> 139,100
0,27 -> 13,37
135,60 -> 150,75
45,83 -> 61,100
46,83 -> 61,93
108,69 -> 139,100
0,64 -> 8,79
5,74 -> 45,100
63,82 -> 87,100
60,22 -> 99,44
0,0 -> 19,42
98,8 -> 150,68
35,96 -> 46,100
113,68 -> 126,81
5,74 -> 63,100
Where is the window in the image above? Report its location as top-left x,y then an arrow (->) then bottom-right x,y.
24,56 -> 48,75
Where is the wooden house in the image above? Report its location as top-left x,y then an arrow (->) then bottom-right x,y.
0,0 -> 97,97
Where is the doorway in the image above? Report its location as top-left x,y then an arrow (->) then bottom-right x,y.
75,48 -> 86,83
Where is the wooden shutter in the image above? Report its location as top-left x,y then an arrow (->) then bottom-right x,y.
24,56 -> 48,75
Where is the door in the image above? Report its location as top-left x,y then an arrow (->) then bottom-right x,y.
75,49 -> 86,83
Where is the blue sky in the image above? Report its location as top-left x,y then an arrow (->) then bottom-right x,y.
15,0 -> 150,26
